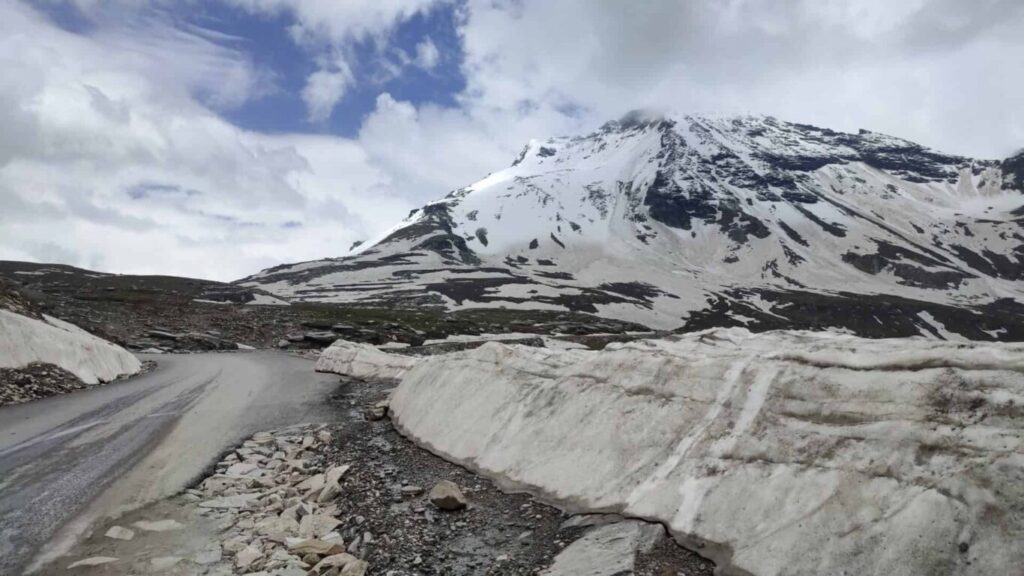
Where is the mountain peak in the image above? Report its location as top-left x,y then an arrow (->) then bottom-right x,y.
243,114 -> 1024,339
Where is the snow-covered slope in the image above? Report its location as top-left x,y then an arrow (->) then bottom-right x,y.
0,309 -> 141,384
242,113 -> 1024,339
385,329 -> 1024,576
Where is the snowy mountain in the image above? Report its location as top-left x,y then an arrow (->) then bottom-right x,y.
241,112 -> 1024,340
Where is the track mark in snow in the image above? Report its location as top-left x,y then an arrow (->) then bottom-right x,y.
627,356 -> 754,509
712,364 -> 779,457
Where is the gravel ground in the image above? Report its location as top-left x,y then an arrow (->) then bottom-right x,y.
320,375 -> 716,575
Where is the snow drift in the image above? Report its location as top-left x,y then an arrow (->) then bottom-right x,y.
385,329 -> 1024,576
0,309 -> 141,384
315,339 -> 417,381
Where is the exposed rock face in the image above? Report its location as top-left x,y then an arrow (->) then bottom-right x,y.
242,113 -> 1024,339
388,329 -> 1024,576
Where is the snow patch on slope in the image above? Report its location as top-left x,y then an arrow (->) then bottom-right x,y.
0,309 -> 141,384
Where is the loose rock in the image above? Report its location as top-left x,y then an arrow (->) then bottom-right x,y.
428,480 -> 467,511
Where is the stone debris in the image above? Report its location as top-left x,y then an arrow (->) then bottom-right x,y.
365,399 -> 390,421
67,556 -> 118,569
428,480 -> 468,511
188,424 -> 372,575
104,525 -> 135,541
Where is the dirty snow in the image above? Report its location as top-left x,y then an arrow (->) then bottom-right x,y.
315,340 -> 417,381
0,309 -> 141,384
383,328 -> 1024,576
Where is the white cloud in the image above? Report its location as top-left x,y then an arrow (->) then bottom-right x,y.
0,2 -> 411,280
301,63 -> 353,121
5,0 -> 1024,282
413,37 -> 440,69
225,0 -> 446,46
455,0 -> 1024,158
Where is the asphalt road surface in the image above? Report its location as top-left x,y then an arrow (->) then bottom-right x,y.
0,351 -> 342,575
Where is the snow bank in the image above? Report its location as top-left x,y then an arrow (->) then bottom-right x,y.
389,328 -> 1024,576
315,339 -> 418,381
0,309 -> 141,384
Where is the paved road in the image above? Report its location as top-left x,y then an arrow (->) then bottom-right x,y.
0,351 -> 342,575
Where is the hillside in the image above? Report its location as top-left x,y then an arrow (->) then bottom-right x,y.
242,113 -> 1024,340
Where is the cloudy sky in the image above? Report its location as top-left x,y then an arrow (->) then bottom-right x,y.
1,0 -> 1022,280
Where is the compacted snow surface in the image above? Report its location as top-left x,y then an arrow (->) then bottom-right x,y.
0,309 -> 141,384
316,330 -> 1024,576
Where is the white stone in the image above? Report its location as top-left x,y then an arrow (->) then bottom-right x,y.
299,514 -> 342,538
200,493 -> 259,509
225,462 -> 261,477
236,545 -> 263,569
256,515 -> 300,537
297,473 -> 325,493
324,465 -> 350,485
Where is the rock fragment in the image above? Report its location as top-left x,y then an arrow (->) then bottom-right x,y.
428,480 -> 467,511
365,400 -> 389,421
235,545 -> 263,569
288,538 -> 346,557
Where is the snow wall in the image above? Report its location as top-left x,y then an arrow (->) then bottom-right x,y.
0,309 -> 141,384
386,328 -> 1024,576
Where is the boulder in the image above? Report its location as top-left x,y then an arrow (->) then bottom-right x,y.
200,493 -> 259,509
428,480 -> 467,511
